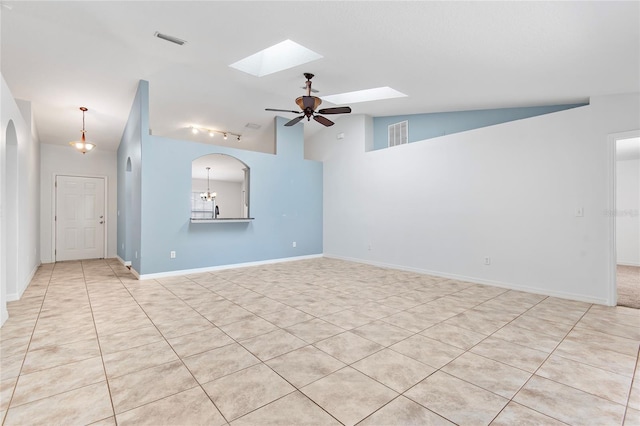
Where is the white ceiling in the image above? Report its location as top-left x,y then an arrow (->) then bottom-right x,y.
2,1 -> 639,153
192,153 -> 246,182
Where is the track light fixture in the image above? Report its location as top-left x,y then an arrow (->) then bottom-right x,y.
190,126 -> 241,142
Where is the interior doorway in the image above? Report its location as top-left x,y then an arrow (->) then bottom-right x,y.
55,175 -> 106,261
612,133 -> 640,309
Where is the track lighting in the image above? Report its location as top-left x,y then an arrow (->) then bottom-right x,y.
189,126 -> 241,142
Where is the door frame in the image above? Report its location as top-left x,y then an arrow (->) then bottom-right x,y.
606,129 -> 640,306
52,173 -> 108,262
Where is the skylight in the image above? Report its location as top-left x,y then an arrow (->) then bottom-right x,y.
322,87 -> 407,104
229,40 -> 323,77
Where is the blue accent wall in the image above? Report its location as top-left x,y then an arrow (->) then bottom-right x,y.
117,82 -> 322,275
372,103 -> 588,151
117,81 -> 146,271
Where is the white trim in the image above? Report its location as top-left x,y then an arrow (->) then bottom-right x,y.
7,262 -> 40,302
606,129 -> 640,306
116,255 -> 131,267
136,254 -> 323,280
190,218 -> 254,224
324,254 -> 609,306
617,261 -> 640,267
50,173 -> 56,262
53,173 -> 108,261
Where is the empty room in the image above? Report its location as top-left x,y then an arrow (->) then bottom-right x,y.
1,1 -> 639,425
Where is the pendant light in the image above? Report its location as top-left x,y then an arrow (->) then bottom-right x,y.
69,107 -> 96,154
200,167 -> 217,201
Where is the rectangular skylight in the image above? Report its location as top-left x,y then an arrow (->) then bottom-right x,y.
322,87 -> 407,104
229,39 -> 323,77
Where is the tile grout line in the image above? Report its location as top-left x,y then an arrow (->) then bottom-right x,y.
116,272 -> 235,424
488,302 -> 614,425
2,263 -> 55,426
83,260 -> 121,424
4,258 -> 637,425
157,273 -> 351,424
621,343 -> 640,424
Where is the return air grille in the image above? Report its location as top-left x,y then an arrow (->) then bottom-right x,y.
388,120 -> 408,147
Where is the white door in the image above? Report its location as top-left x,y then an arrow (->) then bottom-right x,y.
56,175 -> 105,261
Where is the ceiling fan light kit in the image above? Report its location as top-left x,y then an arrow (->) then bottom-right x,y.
266,73 -> 352,127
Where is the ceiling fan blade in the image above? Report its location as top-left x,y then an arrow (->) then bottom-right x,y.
285,116 -> 305,127
317,106 -> 352,115
302,96 -> 316,109
313,115 -> 334,127
266,108 -> 300,114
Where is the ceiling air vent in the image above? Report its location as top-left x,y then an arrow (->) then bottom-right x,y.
154,31 -> 186,46
388,120 -> 408,147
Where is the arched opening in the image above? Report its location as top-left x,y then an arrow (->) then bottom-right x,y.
5,120 -> 18,300
191,154 -> 250,220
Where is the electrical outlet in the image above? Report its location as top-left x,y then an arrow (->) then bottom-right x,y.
292,242 -> 296,248
575,207 -> 584,217
484,257 -> 491,265
170,251 -> 176,259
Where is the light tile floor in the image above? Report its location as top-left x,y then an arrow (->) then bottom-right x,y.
1,258 -> 639,425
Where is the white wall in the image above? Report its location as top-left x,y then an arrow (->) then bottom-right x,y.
192,178 -> 243,218
617,158 -> 640,266
40,143 -> 117,263
1,75 -> 41,325
307,93 -> 640,305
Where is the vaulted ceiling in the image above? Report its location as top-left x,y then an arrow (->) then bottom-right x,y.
2,1 -> 638,153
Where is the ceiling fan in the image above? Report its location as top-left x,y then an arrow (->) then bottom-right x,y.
266,73 -> 352,127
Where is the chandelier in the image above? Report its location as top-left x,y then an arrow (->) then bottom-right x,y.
200,167 -> 217,201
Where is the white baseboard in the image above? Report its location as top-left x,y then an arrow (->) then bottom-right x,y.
136,254 -> 323,280
7,263 -> 41,302
116,255 -> 131,267
1,307 -> 8,327
617,261 -> 640,267
324,254 -> 609,306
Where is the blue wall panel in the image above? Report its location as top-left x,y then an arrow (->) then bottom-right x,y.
372,103 -> 588,150
116,81 -> 146,271
137,116 -> 323,275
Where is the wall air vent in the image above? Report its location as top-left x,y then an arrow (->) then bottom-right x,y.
388,120 -> 408,147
